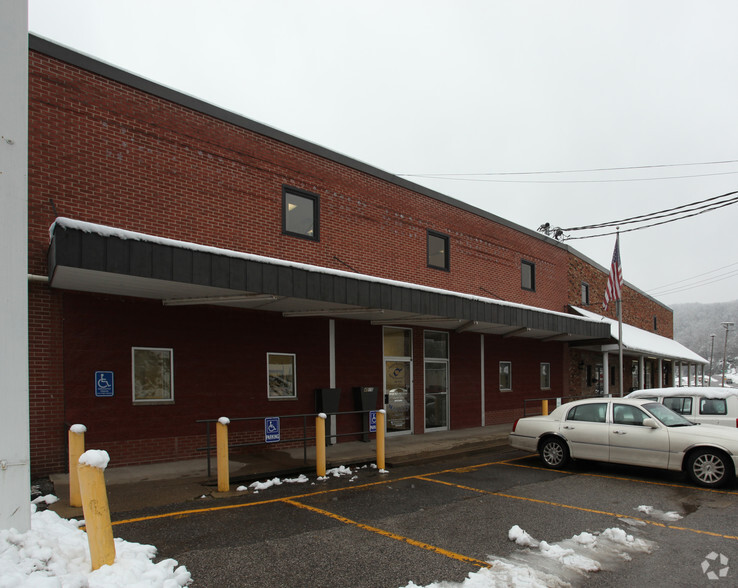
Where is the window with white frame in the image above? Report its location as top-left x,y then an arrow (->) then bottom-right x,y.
499,361 -> 512,391
581,282 -> 590,306
132,347 -> 173,403
267,353 -> 297,399
540,362 -> 551,390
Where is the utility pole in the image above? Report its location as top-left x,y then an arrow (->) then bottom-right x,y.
708,334 -> 715,386
722,322 -> 734,388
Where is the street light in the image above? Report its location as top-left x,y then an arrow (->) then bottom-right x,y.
721,322 -> 734,388
708,334 -> 716,387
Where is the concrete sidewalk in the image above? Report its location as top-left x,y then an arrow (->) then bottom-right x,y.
49,424 -> 511,519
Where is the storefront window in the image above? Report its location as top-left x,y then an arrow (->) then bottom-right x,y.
132,347 -> 173,403
499,361 -> 512,391
540,363 -> 551,390
267,353 -> 297,399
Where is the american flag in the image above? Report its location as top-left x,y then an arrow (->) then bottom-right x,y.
602,234 -> 623,311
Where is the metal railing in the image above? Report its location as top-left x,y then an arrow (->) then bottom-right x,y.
522,396 -> 579,417
197,409 -> 375,476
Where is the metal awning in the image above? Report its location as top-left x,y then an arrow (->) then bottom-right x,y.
570,306 -> 707,364
47,218 -> 610,342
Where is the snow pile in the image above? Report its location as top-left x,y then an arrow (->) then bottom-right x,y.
236,474 -> 310,493
0,505 -> 191,587
78,449 -> 110,470
636,505 -> 682,522
406,526 -> 654,587
318,465 -> 354,481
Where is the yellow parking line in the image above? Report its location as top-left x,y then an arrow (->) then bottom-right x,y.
283,499 -> 492,569
111,461 -> 515,526
416,476 -> 738,542
501,456 -> 738,495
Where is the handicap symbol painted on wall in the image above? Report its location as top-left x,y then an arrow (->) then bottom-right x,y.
95,371 -> 114,397
265,417 -> 280,443
369,411 -> 377,433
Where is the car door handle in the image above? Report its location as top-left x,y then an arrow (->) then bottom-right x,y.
563,425 -> 574,430
612,430 -> 627,435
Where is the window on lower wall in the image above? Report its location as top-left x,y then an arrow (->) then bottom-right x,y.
267,353 -> 297,399
132,347 -> 173,404
283,186 -> 319,241
540,363 -> 551,390
521,260 -> 535,291
499,361 -> 512,391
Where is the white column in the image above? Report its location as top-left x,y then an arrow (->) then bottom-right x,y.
0,0 -> 30,532
639,356 -> 645,390
657,358 -> 663,388
480,334 -> 485,426
602,351 -> 610,396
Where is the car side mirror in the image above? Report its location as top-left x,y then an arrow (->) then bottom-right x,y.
643,418 -> 658,429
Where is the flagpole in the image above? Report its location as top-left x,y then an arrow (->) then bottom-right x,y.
617,229 -> 624,397
618,297 -> 624,397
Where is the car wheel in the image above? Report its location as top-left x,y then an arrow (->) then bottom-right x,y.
539,437 -> 569,469
687,449 -> 733,488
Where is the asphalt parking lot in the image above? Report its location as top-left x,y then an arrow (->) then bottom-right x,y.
110,446 -> 738,587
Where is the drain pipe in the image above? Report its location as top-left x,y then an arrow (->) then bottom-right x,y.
28,274 -> 49,283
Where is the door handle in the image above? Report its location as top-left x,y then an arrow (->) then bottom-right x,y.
612,430 -> 626,435
563,425 -> 574,430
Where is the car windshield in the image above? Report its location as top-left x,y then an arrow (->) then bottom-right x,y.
644,402 -> 695,427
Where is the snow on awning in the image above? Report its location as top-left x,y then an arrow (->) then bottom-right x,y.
571,306 -> 707,365
47,218 -> 611,341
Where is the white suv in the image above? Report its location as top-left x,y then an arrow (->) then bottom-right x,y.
626,387 -> 738,427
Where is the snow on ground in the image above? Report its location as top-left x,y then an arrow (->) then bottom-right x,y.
0,505 -> 191,587
406,525 -> 654,588
4,469 -> 658,587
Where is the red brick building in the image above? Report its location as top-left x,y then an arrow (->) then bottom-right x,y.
26,36 -> 704,476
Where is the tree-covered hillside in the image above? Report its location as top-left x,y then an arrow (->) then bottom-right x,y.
672,300 -> 738,372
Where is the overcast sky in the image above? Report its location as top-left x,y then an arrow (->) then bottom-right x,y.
28,0 -> 738,306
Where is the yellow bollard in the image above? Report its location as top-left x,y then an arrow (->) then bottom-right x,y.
216,418 -> 230,492
376,410 -> 386,471
316,413 -> 326,478
68,425 -> 86,508
542,399 -> 549,416
77,450 -> 115,570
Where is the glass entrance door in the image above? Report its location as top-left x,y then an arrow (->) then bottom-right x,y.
385,360 -> 412,433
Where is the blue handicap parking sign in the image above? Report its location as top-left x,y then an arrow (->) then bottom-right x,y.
369,411 -> 377,433
95,371 -> 114,397
265,417 -> 280,443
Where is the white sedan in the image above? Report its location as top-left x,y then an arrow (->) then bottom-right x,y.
509,397 -> 738,488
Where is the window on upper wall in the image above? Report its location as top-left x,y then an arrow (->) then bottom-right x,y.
499,361 -> 512,391
653,316 -> 658,331
521,260 -> 535,291
132,347 -> 173,404
427,231 -> 450,271
581,282 -> 590,306
282,186 -> 319,241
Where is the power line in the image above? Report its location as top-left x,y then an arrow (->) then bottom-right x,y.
399,158 -> 738,177
563,197 -> 738,240
561,192 -> 738,232
536,190 -> 738,240
649,269 -> 738,297
401,170 -> 738,184
647,261 -> 738,293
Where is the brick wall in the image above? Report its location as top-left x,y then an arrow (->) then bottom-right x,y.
568,253 -> 673,337
28,50 -> 570,313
